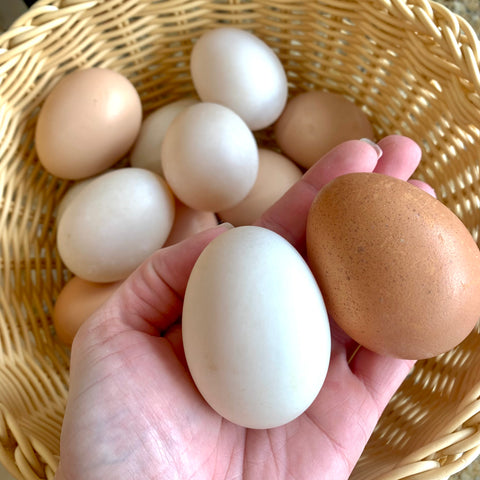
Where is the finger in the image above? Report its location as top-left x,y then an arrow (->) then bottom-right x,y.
164,322 -> 187,368
349,347 -> 415,409
374,135 -> 422,180
330,317 -> 361,364
101,223 -> 233,335
408,178 -> 437,197
255,139 -> 380,251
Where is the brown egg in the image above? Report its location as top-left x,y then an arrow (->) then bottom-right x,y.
217,148 -> 302,226
53,276 -> 122,345
35,68 -> 142,180
306,172 -> 480,360
164,198 -> 218,246
274,90 -> 374,169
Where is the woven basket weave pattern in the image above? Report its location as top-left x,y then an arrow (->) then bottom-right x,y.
1,1 -> 480,479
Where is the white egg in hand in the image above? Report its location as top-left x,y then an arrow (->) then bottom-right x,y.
161,102 -> 258,212
190,27 -> 288,130
57,168 -> 175,282
182,226 -> 331,429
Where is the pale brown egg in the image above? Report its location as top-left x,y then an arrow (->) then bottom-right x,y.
53,276 -> 122,345
218,149 -> 302,226
274,90 -> 374,169
35,68 -> 142,180
306,172 -> 480,360
164,199 -> 218,246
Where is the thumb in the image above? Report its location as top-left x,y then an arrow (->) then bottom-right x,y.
77,223 -> 233,341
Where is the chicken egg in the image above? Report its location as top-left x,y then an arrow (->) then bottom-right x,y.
218,149 -> 302,226
306,172 -> 480,359
190,27 -> 288,130
164,199 -> 218,247
53,276 -> 122,345
57,168 -> 175,283
274,90 -> 375,169
35,68 -> 142,179
130,97 -> 198,175
183,226 -> 331,428
161,102 -> 258,212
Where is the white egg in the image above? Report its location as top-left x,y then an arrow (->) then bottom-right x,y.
130,97 -> 198,175
190,27 -> 288,131
57,168 -> 175,282
57,179 -> 93,223
161,102 -> 258,212
57,169 -> 115,223
182,226 -> 331,429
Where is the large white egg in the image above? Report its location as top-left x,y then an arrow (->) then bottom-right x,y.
161,102 -> 258,212
190,28 -> 288,130
57,168 -> 175,282
130,97 -> 198,175
182,226 -> 331,429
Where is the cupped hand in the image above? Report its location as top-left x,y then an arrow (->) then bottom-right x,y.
55,136 -> 427,480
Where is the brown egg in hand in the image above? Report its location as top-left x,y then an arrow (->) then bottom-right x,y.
306,172 -> 480,360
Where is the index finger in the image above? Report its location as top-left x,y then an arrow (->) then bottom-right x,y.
255,139 -> 380,252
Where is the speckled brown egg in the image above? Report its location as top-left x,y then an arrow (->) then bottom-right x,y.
306,172 -> 480,360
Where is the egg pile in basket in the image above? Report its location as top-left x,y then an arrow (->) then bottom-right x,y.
1,1 -> 480,479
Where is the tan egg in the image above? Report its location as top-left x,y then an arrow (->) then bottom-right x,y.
306,172 -> 480,360
274,90 -> 374,169
130,97 -> 198,176
53,276 -> 122,345
218,149 -> 302,226
164,199 -> 218,246
35,68 -> 142,180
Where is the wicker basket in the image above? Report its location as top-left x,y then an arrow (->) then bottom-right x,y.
1,0 -> 480,478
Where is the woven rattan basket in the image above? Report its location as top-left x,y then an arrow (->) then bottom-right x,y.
1,0 -> 480,478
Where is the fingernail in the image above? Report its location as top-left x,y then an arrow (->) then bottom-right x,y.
218,221 -> 234,230
360,138 -> 383,159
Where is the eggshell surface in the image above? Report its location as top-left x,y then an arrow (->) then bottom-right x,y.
161,102 -> 258,212
190,27 -> 288,130
56,170 -> 115,223
57,168 -> 175,282
35,68 -> 142,179
274,90 -> 374,169
218,149 -> 302,226
130,97 -> 198,175
306,172 -> 480,359
53,276 -> 122,345
164,199 -> 218,246
183,226 -> 331,429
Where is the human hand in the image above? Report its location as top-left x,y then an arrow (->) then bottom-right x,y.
55,136 -> 429,480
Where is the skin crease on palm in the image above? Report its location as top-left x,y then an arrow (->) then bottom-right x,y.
55,136 -> 434,480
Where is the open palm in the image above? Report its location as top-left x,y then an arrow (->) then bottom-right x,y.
56,136 -> 427,480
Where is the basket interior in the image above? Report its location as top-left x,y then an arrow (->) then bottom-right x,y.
0,1 -> 480,479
